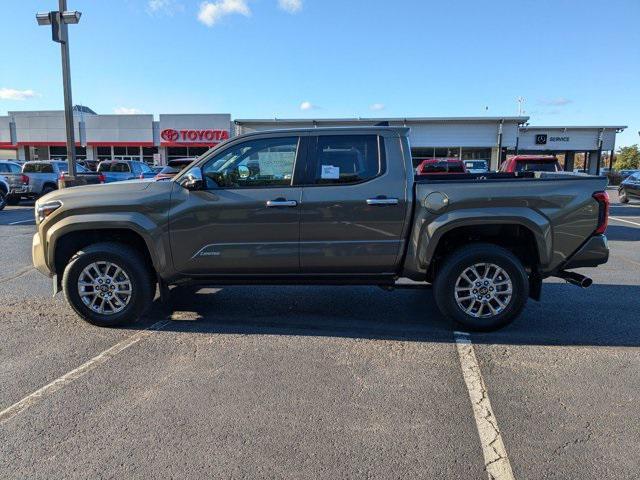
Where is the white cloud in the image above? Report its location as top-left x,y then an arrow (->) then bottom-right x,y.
278,0 -> 302,13
299,101 -> 319,111
369,103 -> 385,111
147,0 -> 184,15
539,97 -> 572,106
198,0 -> 250,26
0,88 -> 37,100
114,107 -> 143,115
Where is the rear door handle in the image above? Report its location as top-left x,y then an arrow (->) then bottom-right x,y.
266,199 -> 298,207
366,197 -> 399,206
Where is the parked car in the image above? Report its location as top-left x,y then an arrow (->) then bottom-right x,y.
463,159 -> 489,174
32,127 -> 610,332
96,160 -> 156,183
500,155 -> 562,173
619,171 -> 640,203
0,160 -> 30,205
22,160 -> 105,199
416,157 -> 466,174
155,158 -> 196,181
0,175 -> 9,210
618,169 -> 639,180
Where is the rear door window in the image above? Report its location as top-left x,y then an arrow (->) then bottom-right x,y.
310,135 -> 383,185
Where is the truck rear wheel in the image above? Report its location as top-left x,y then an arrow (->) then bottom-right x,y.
0,191 -> 6,211
433,243 -> 529,331
62,242 -> 154,327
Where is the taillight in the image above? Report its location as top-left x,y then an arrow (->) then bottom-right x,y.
592,191 -> 609,235
139,173 -> 144,180
97,173 -> 106,184
21,174 -> 29,185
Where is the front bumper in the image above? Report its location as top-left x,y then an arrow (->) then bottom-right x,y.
32,231 -> 52,277
563,234 -> 609,269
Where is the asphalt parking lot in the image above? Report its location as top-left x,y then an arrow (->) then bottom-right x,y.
1,191 -> 639,479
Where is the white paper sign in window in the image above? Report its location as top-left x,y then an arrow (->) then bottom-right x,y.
321,165 -> 340,179
257,151 -> 295,178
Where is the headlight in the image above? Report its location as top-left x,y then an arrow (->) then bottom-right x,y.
35,200 -> 62,224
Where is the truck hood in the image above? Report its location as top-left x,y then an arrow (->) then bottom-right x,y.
38,180 -> 169,207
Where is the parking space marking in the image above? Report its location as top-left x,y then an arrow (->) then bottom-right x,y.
0,319 -> 171,424
610,216 -> 640,227
8,218 -> 35,225
454,331 -> 515,480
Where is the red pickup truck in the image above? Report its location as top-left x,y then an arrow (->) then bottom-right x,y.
500,155 -> 562,173
416,158 -> 466,174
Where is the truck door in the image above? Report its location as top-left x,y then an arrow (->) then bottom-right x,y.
299,133 -> 408,274
169,135 -> 303,275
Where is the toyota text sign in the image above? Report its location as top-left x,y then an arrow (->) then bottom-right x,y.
160,128 -> 229,143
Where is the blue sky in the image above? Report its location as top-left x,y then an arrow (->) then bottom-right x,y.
2,0 -> 639,146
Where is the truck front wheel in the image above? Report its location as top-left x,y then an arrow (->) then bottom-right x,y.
433,244 -> 529,331
62,242 -> 154,327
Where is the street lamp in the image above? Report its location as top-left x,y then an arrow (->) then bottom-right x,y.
36,1 -> 82,182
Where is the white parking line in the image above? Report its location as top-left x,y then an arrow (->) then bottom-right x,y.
454,331 -> 515,480
8,218 -> 35,225
0,319 -> 171,424
610,216 -> 640,227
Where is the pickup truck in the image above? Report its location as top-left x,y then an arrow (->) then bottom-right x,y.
0,160 -> 30,205
97,160 -> 157,183
32,127 -> 610,331
22,160 -> 105,199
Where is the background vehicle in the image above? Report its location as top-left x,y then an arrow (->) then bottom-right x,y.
0,175 -> 8,210
97,160 -> 156,183
618,169 -> 639,180
23,161 -> 104,199
33,127 -> 609,332
619,172 -> 640,203
463,159 -> 489,174
154,158 -> 195,180
416,157 -> 466,174
0,160 -> 30,205
500,155 -> 562,173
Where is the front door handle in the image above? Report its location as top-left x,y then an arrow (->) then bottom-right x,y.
366,197 -> 399,206
266,199 -> 298,207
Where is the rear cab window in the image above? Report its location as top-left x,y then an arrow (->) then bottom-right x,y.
310,135 -> 384,185
515,160 -> 560,172
23,163 -> 54,173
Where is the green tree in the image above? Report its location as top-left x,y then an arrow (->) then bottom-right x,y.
614,145 -> 640,171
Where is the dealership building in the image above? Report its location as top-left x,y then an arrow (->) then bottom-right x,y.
0,108 -> 625,173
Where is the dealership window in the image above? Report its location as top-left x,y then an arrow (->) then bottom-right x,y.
46,146 -> 86,161
167,146 -> 210,161
461,148 -> 492,161
113,146 -> 141,160
97,146 -> 112,161
142,146 -> 158,165
411,147 -> 461,167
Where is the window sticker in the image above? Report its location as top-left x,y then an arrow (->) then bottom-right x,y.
321,165 -> 340,179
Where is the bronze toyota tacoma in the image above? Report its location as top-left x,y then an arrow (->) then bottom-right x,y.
32,127 -> 609,330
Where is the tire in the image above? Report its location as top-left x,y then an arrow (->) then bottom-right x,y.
619,189 -> 629,204
433,243 -> 529,331
40,185 -> 56,197
6,195 -> 20,206
0,191 -> 6,211
62,242 -> 154,327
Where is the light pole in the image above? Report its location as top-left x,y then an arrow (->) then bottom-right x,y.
36,0 -> 81,182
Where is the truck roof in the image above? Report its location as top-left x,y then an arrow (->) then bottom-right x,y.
235,126 -> 411,139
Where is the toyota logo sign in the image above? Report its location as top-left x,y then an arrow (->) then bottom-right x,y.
160,128 -> 229,143
161,129 -> 180,142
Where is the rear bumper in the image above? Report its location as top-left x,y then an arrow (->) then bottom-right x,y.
563,234 -> 609,269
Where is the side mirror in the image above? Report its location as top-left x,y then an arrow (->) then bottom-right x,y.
237,165 -> 250,179
179,167 -> 204,190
